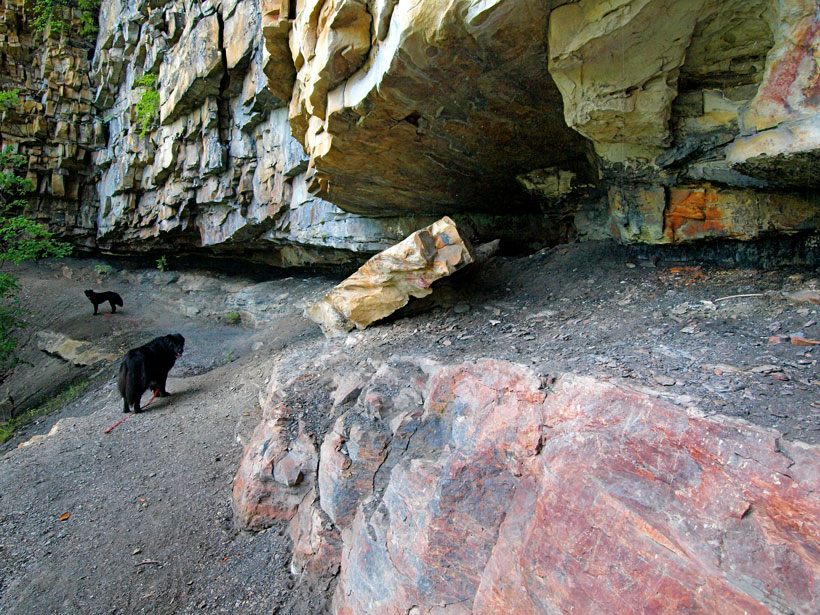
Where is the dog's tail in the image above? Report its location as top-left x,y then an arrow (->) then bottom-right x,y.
118,357 -> 144,411
117,360 -> 129,412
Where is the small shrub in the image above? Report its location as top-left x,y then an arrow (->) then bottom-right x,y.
156,255 -> 167,271
93,263 -> 112,276
225,312 -> 241,325
0,89 -> 21,115
78,0 -> 101,38
32,0 -> 70,36
0,90 -> 72,379
134,73 -> 160,136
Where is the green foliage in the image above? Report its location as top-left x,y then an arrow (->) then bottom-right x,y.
225,312 -> 241,325
0,90 -> 72,378
0,272 -> 23,376
93,263 -> 112,276
0,378 -> 89,443
32,0 -> 99,40
0,89 -> 21,115
134,73 -> 160,136
0,211 -> 72,264
78,0 -> 101,38
156,255 -> 167,271
32,0 -> 70,36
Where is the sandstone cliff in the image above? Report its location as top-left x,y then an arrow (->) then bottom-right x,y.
1,0 -> 819,265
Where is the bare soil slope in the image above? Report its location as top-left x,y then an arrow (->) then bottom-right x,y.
0,241 -> 818,614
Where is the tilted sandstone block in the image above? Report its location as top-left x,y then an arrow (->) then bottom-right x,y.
305,216 -> 473,337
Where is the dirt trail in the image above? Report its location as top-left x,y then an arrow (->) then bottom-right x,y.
0,241 -> 818,614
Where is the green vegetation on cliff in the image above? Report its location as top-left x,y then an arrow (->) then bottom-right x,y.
32,0 -> 101,40
134,73 -> 160,136
0,90 -> 71,378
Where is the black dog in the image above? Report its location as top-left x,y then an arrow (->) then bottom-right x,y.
85,289 -> 123,315
117,334 -> 185,413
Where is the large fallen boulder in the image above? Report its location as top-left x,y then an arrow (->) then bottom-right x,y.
305,216 -> 473,337
234,357 -> 820,614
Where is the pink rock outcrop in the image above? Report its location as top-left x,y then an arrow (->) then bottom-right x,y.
236,357 -> 820,614
232,394 -> 318,530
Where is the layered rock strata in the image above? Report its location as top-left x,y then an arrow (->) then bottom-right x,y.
89,0 -> 454,265
4,0 -> 820,264
0,0 -> 102,247
234,358 -> 820,615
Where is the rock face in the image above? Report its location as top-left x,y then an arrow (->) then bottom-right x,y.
306,216 -> 473,336
89,0 -> 462,266
0,0 -> 102,247
3,0 -> 820,263
233,358 -> 820,614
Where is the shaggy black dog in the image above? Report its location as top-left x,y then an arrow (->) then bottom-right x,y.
85,289 -> 123,315
117,334 -> 185,413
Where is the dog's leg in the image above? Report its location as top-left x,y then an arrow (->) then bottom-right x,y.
156,373 -> 171,397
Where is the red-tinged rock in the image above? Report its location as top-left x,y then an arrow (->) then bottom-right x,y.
289,490 -> 342,577
791,337 -> 820,346
232,403 -> 318,530
328,361 -> 820,615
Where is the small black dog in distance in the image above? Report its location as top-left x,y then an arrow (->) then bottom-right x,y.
85,289 -> 123,315
118,334 -> 185,413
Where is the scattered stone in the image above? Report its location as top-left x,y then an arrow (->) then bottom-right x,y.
792,337 -> 820,346
654,374 -> 676,386
784,289 -> 820,304
750,365 -> 782,374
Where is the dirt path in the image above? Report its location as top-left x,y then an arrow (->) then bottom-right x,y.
0,241 -> 818,614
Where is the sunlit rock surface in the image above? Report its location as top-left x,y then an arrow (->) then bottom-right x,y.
306,217 -> 473,337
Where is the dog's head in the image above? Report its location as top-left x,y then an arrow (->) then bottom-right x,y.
84,290 -> 94,299
166,333 -> 185,358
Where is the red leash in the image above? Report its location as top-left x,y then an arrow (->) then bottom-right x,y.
103,390 -> 159,434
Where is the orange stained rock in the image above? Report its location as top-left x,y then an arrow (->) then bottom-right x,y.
665,187 -> 731,241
